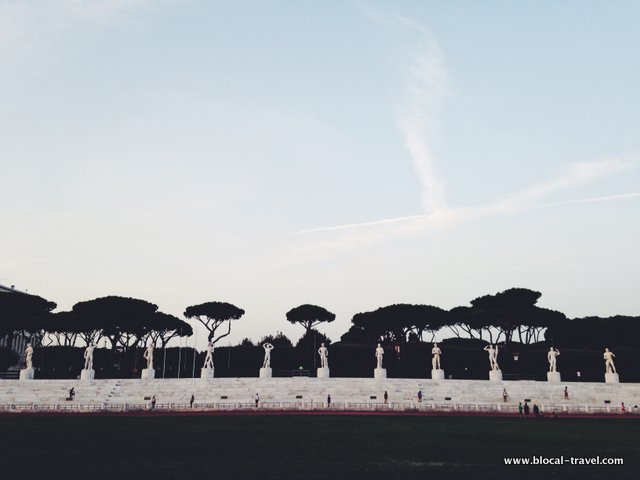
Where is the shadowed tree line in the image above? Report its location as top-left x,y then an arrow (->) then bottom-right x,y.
2,288 -> 640,380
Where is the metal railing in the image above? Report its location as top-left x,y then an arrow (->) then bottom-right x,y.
1,401 -> 638,415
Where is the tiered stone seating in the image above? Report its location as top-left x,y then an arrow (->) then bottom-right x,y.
2,377 -> 639,412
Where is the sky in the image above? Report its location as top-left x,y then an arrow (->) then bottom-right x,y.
1,0 -> 639,349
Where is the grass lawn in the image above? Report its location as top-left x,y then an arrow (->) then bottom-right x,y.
1,414 -> 639,479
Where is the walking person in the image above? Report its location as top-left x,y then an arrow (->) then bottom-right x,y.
383,391 -> 388,405
255,393 -> 259,407
417,390 -> 422,403
564,386 -> 569,400
327,394 -> 331,407
190,394 -> 195,408
502,388 -> 509,402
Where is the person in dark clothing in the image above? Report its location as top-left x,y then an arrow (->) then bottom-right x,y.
524,402 -> 530,416
383,391 -> 388,404
417,390 -> 422,403
190,394 -> 195,408
533,404 -> 540,416
327,394 -> 331,406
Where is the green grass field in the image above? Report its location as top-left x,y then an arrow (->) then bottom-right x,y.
1,414 -> 639,479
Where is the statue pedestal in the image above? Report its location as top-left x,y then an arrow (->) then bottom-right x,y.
19,368 -> 34,380
259,367 -> 272,379
80,369 -> 95,381
317,367 -> 330,379
489,370 -> 503,382
141,368 -> 155,380
374,368 -> 387,379
431,369 -> 445,380
201,368 -> 214,379
547,371 -> 561,383
605,373 -> 619,384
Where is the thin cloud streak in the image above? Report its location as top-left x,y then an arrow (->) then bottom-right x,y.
502,156 -> 639,206
292,214 -> 425,235
0,0 -> 168,54
396,23 -> 448,214
289,155 -> 639,254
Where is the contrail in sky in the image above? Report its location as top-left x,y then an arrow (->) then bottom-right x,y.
290,16 -> 639,242
396,27 -> 448,214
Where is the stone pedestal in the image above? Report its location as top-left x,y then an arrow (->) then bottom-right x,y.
317,367 -> 330,379
489,370 -> 503,382
259,367 -> 272,379
374,368 -> 387,379
605,372 -> 619,384
201,368 -> 214,379
547,371 -> 561,383
141,368 -> 155,380
19,368 -> 34,380
80,369 -> 95,381
431,369 -> 445,380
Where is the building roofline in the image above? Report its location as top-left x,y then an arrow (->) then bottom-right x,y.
0,283 -> 28,294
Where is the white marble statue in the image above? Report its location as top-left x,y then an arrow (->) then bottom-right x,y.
484,344 -> 500,371
604,348 -> 617,374
25,343 -> 33,369
262,342 -> 274,368
318,343 -> 329,369
547,347 -> 560,372
203,342 -> 214,369
432,343 -> 442,370
143,344 -> 154,369
375,343 -> 384,369
84,344 -> 96,370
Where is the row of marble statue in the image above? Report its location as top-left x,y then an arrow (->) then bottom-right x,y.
19,341 -> 620,380
481,344 -> 618,375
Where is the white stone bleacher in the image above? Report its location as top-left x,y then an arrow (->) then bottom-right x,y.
0,379 -> 119,409
1,376 -> 639,413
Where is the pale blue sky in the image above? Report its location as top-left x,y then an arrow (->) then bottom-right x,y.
1,0 -> 639,348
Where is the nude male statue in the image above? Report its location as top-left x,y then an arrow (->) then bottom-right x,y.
25,343 -> 34,369
203,342 -> 214,369
318,343 -> 329,369
262,342 -> 274,368
143,344 -> 154,369
431,343 -> 442,370
547,347 -> 560,372
603,348 -> 617,374
84,344 -> 96,370
375,343 -> 384,369
483,344 -> 500,371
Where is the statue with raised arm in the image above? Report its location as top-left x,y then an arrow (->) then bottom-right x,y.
432,343 -> 442,370
25,343 -> 34,369
484,344 -> 500,371
203,342 -> 214,369
143,344 -> 154,369
318,343 -> 329,369
547,347 -> 560,372
262,342 -> 274,368
604,348 -> 616,374
375,343 -> 384,369
84,344 -> 96,370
